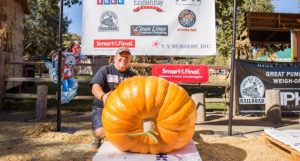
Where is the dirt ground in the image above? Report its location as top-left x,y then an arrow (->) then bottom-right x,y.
0,110 -> 299,161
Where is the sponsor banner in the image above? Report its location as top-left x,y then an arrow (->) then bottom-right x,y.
152,64 -> 209,83
82,0 -> 216,56
236,60 -> 300,113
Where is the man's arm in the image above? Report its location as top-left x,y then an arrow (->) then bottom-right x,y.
92,84 -> 111,103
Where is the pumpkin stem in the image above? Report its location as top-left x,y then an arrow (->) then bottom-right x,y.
126,119 -> 159,144
126,130 -> 159,144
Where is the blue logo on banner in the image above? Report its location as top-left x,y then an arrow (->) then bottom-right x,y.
104,0 -> 110,5
97,0 -> 124,5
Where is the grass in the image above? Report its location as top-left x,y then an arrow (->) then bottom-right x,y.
4,74 -> 227,111
74,75 -> 93,79
209,75 -> 229,83
206,103 -> 227,110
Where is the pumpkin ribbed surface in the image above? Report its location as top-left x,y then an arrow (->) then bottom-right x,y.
102,76 -> 196,154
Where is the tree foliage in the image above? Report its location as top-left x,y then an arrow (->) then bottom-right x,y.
24,0 -> 81,56
215,0 -> 275,60
63,33 -> 81,47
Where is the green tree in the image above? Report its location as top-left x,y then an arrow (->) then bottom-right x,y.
215,0 -> 275,60
63,33 -> 81,47
24,0 -> 81,56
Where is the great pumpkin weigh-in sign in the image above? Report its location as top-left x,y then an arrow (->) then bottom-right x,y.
236,60 -> 300,114
152,64 -> 209,83
81,0 -> 216,56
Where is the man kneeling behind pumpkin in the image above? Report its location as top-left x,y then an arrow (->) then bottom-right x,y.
90,47 -> 136,149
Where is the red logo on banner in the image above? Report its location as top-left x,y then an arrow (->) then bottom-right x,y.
133,6 -> 163,12
94,40 -> 135,48
152,64 -> 209,83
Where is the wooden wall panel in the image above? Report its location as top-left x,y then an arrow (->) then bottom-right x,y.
2,0 -> 25,89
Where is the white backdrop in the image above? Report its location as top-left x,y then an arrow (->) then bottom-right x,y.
81,0 -> 216,56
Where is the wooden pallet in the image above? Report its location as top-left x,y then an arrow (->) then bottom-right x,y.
263,133 -> 300,161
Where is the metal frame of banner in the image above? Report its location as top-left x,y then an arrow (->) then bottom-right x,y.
228,0 -> 237,136
57,0 -> 64,131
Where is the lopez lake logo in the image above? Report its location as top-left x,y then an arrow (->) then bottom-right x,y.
131,25 -> 168,36
178,9 -> 196,28
133,0 -> 164,12
239,76 -> 265,104
176,0 -> 201,5
98,11 -> 119,32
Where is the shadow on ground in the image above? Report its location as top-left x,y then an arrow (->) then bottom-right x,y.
193,130 -> 247,161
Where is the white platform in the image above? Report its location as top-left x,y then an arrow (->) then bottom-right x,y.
92,140 -> 202,161
264,128 -> 300,152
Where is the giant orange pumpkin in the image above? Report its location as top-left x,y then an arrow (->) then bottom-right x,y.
102,76 -> 196,154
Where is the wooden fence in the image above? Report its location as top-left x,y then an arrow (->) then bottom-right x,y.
3,61 -> 230,103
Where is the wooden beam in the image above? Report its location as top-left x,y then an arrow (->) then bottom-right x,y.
178,82 -> 229,87
249,22 -> 300,28
4,77 -> 91,83
263,133 -> 300,161
293,30 -> 300,62
263,31 -> 278,42
7,61 -> 106,66
246,12 -> 300,33
4,93 -> 228,103
248,16 -> 300,22
4,93 -> 94,100
4,77 -> 229,87
247,12 -> 300,19
206,98 -> 229,103
129,63 -> 152,68
0,0 -> 7,6
248,26 -> 295,32
7,61 -> 231,70
250,41 -> 290,44
0,50 -> 6,110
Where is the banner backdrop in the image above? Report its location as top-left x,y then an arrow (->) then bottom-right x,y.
236,60 -> 300,114
81,0 -> 216,56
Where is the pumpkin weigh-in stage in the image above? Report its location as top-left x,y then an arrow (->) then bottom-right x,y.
102,76 -> 197,154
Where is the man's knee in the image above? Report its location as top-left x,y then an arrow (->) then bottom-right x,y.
93,128 -> 105,138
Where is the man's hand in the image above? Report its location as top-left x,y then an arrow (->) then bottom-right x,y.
102,91 -> 112,105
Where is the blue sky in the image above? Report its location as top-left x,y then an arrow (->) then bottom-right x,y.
64,0 -> 299,36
